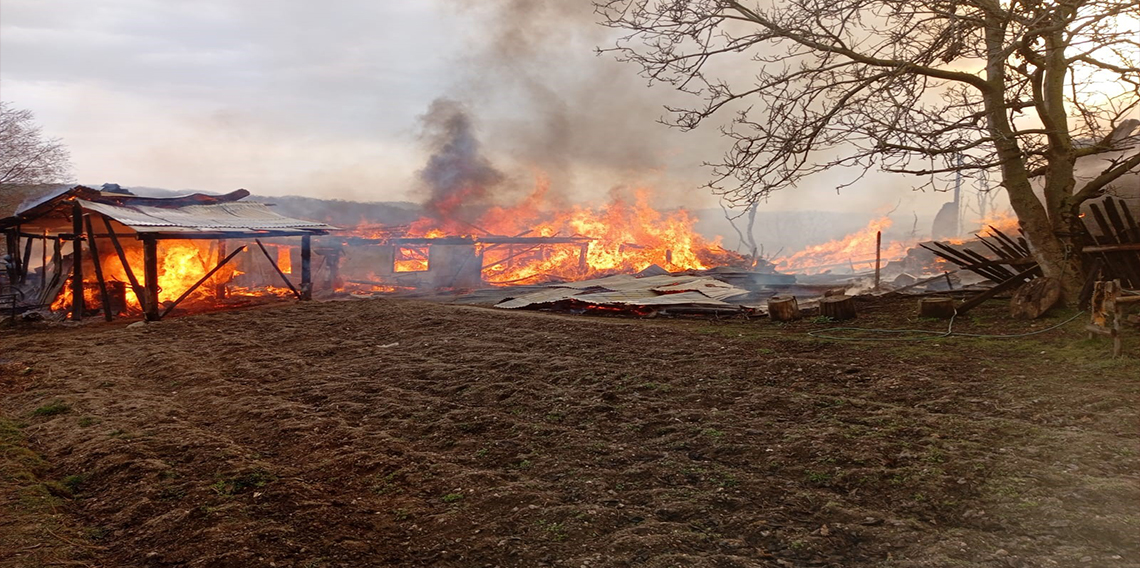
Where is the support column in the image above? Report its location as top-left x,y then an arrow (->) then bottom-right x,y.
300,235 -> 312,300
142,236 -> 160,321
215,240 -> 228,299
71,201 -> 85,320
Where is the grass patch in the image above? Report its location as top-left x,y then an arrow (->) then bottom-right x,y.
210,469 -> 275,496
31,400 -> 71,417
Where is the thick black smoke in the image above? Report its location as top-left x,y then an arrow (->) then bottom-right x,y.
417,98 -> 504,220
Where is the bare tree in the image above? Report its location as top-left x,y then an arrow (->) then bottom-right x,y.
0,102 -> 73,185
596,0 -> 1140,296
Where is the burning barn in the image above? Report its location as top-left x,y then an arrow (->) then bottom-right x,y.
1,185 -> 332,322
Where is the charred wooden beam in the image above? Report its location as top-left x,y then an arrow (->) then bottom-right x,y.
40,229 -> 47,290
142,235 -> 160,321
159,245 -> 246,319
300,235 -> 312,301
84,216 -> 114,322
71,201 -> 84,321
102,216 -> 147,314
254,238 -> 301,299
20,235 -> 33,284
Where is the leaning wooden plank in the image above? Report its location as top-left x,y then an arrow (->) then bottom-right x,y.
159,245 -> 247,319
84,216 -> 114,322
925,243 -> 1007,282
988,226 -> 1030,256
955,266 -> 1040,315
254,239 -> 301,299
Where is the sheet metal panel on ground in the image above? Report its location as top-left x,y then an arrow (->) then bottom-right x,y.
496,273 -> 754,311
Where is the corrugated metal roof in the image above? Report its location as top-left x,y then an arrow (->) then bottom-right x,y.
495,273 -> 750,310
79,200 -> 331,232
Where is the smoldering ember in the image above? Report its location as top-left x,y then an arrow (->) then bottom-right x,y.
1,1 -> 1138,568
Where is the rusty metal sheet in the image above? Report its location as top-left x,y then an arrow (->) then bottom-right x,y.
496,287 -> 582,309
78,200 -> 331,231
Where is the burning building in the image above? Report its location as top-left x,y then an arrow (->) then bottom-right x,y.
1,185 -> 332,322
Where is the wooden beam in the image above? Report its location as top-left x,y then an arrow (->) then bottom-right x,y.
300,235 -> 312,300
84,216 -> 114,322
1081,243 -> 1140,253
159,246 -> 246,319
102,216 -> 147,314
20,234 -> 33,284
254,239 -> 301,299
144,230 -> 327,240
71,201 -> 84,321
142,236 -> 160,321
40,229 -> 47,290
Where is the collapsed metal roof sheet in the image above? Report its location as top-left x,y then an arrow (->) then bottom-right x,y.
496,273 -> 750,310
78,200 -> 332,232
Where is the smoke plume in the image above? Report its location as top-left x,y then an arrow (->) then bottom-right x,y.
417,98 -> 505,221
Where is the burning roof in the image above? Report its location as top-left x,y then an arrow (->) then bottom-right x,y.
1,186 -> 333,236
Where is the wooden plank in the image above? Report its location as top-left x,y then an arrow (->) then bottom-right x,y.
102,216 -> 147,313
300,235 -> 312,301
71,201 -> 84,320
84,216 -> 114,322
20,234 -> 33,284
254,238 -> 301,299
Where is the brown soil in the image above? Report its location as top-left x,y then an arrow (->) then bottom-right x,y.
1,296 -> 1137,567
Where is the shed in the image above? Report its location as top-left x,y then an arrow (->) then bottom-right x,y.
0,185 -> 333,321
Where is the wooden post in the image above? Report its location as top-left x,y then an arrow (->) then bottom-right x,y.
84,216 -> 114,322
41,230 -> 47,290
579,242 -> 590,273
53,237 -> 62,288
215,240 -> 228,299
873,230 -> 882,293
300,235 -> 312,300
142,236 -> 160,321
21,236 -> 33,284
819,295 -> 857,320
102,217 -> 147,313
71,201 -> 85,320
767,295 -> 801,321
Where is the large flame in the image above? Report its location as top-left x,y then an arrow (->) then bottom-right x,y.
774,217 -> 913,274
360,181 -> 745,285
52,241 -> 235,314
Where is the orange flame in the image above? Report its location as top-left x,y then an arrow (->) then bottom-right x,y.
358,181 -> 745,285
52,241 -> 234,314
775,217 -> 911,274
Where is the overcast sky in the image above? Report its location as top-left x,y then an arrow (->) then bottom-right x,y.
0,0 -> 965,218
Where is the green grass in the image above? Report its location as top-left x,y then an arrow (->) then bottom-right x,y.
31,400 -> 71,417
